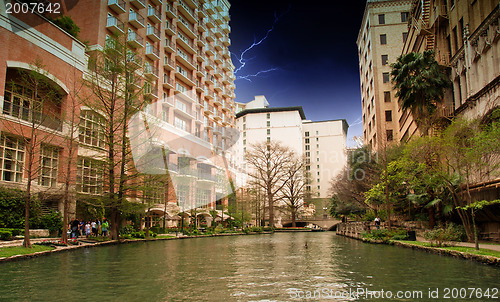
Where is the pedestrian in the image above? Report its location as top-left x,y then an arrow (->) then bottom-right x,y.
71,218 -> 80,239
85,221 -> 91,238
91,220 -> 97,237
102,218 -> 109,237
374,216 -> 381,230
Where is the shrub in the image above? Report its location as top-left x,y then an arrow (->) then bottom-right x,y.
40,211 -> 63,236
424,223 -> 464,246
119,225 -> 135,235
0,230 -> 13,240
362,228 -> 408,242
131,231 -> 145,239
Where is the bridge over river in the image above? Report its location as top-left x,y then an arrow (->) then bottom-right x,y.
281,217 -> 340,230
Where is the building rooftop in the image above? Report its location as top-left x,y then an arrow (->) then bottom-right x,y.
236,106 -> 307,120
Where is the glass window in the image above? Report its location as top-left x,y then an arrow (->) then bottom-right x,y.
380,34 -> 387,45
0,135 -> 25,182
381,55 -> 388,65
39,145 -> 59,187
401,12 -> 409,22
267,121 -> 270,127
79,111 -> 105,148
386,129 -> 394,141
383,72 -> 390,83
266,113 -> 270,119
305,138 -> 310,144
305,131 -> 309,137
378,14 -> 385,24
76,157 -> 103,194
385,110 -> 393,122
267,129 -> 270,135
384,91 -> 391,102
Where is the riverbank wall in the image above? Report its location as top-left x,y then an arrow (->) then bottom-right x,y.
0,231 -> 273,263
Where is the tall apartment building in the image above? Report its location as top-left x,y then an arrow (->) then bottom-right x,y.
66,0 -> 238,223
357,0 -> 413,150
401,0 -> 499,139
235,96 -> 348,223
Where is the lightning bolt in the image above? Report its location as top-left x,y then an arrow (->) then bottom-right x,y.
232,8 -> 289,82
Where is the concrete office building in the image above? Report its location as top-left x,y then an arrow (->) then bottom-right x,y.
357,0 -> 413,150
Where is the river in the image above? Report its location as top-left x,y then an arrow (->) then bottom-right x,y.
0,232 -> 498,301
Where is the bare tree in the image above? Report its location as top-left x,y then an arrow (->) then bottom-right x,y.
279,155 -> 307,227
82,33 -> 150,239
245,141 -> 294,227
1,60 -> 65,247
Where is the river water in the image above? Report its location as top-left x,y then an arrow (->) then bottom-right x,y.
0,232 -> 498,301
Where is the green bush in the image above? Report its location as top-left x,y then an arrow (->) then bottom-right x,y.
362,228 -> 408,242
40,211 -> 63,236
0,230 -> 13,240
424,223 -> 464,246
131,231 -> 145,239
119,225 -> 135,235
48,15 -> 80,38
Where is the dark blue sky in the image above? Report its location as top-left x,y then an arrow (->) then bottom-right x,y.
228,0 -> 367,146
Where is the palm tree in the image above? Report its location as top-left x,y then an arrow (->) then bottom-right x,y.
390,50 -> 451,136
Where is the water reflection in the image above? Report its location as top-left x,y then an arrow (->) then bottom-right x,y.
0,233 -> 498,301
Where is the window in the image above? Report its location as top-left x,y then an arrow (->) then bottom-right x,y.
175,116 -> 187,131
3,84 -> 43,125
243,116 -> 246,123
306,166 -> 310,171
383,72 -> 390,83
0,135 -> 25,182
316,131 -> 319,135
267,129 -> 270,135
267,137 -> 270,142
266,113 -> 270,119
266,121 -> 270,127
385,110 -> 392,122
403,32 -> 408,43
305,152 -> 310,157
316,137 -> 319,142
305,145 -> 310,150
305,138 -> 310,144
381,55 -> 388,65
401,12 -> 409,22
79,111 -> 105,148
386,129 -> 394,141
317,171 -> 320,176
243,139 -> 246,145
384,91 -> 391,102
380,34 -> 387,45
76,157 -> 103,194
305,131 -> 309,137
243,132 -> 246,137
316,144 -> 319,148
378,14 -> 385,24
39,145 -> 59,187
243,124 -> 246,130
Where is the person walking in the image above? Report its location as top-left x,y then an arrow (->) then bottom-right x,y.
101,218 -> 109,237
85,221 -> 91,238
91,220 -> 97,237
374,216 -> 381,230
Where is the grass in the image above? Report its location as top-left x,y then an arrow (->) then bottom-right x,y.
156,235 -> 175,239
0,245 -> 55,258
397,240 -> 500,258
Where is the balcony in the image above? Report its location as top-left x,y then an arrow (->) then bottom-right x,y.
144,64 -> 159,79
126,53 -> 142,68
163,56 -> 175,71
150,0 -> 162,6
174,105 -> 195,120
176,52 -> 195,70
176,32 -> 196,54
178,0 -> 197,23
214,28 -> 223,38
146,44 -> 160,60
204,73 -> 214,85
162,74 -> 174,90
214,39 -> 223,51
213,111 -> 222,121
221,48 -> 230,59
214,54 -> 222,64
127,75 -> 142,91
177,16 -> 196,39
204,3 -> 214,14
204,88 -> 214,99
205,44 -> 215,56
146,25 -> 161,42
165,4 -> 176,19
108,0 -> 126,14
205,59 -> 214,70
175,69 -> 195,87
213,96 -> 222,106
221,11 -> 230,22
144,86 -> 158,100
127,31 -> 144,48
106,16 -> 124,34
164,38 -> 175,53
206,32 -> 215,42
197,34 -> 206,47
165,21 -> 176,36
214,67 -> 223,78
147,6 -> 161,23
222,36 -> 230,46
129,10 -> 145,29
178,167 -> 197,178
130,0 -> 146,9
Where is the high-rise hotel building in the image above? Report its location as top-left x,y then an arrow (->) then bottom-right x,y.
357,0 -> 412,150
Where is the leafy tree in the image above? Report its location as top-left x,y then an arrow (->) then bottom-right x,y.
279,156 -> 307,227
390,50 -> 451,136
459,200 -> 500,250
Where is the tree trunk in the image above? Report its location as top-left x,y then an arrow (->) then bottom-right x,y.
268,193 -> 274,227
291,210 -> 296,227
472,210 -> 479,250
428,206 -> 435,229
